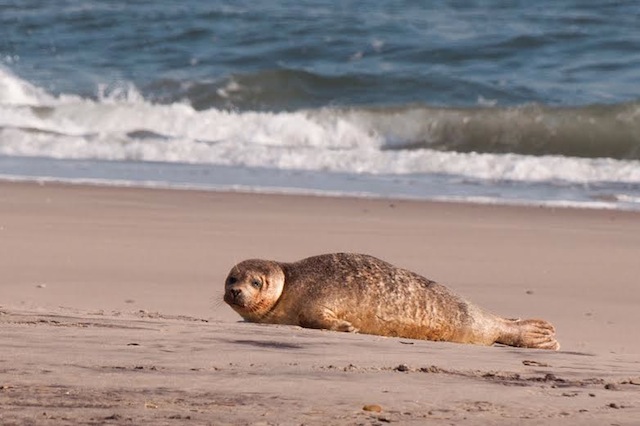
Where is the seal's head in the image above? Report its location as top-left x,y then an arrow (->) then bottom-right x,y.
223,259 -> 285,322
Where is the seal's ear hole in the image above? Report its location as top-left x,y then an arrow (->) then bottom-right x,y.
251,278 -> 263,289
226,276 -> 237,286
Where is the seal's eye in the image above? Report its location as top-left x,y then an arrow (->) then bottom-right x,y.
226,276 -> 237,286
251,278 -> 263,289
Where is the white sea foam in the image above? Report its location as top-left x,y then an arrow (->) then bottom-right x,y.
0,67 -> 54,105
1,67 -> 640,197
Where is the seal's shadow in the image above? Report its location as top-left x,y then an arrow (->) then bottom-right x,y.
225,339 -> 304,350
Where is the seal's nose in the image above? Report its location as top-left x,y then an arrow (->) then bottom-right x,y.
229,288 -> 242,300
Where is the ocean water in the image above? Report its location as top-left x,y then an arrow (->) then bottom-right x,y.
1,1 -> 640,209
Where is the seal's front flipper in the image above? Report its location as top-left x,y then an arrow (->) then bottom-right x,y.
299,308 -> 358,333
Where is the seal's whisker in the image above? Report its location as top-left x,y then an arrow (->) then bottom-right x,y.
231,258 -> 242,275
211,298 -> 226,311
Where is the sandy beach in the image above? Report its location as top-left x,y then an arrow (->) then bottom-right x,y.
1,180 -> 639,425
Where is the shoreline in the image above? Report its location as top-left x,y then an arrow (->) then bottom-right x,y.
2,180 -> 639,424
2,174 -> 639,213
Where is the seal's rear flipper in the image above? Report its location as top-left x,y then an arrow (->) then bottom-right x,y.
496,318 -> 560,350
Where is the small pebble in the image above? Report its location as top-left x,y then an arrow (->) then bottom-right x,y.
363,404 -> 382,413
604,383 -> 618,390
36,284 -> 46,289
394,364 -> 409,372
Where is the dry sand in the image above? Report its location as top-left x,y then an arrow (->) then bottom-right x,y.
1,181 -> 639,425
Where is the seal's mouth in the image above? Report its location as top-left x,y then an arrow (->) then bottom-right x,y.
224,290 -> 246,308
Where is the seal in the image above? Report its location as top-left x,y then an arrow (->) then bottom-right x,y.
223,253 -> 559,350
